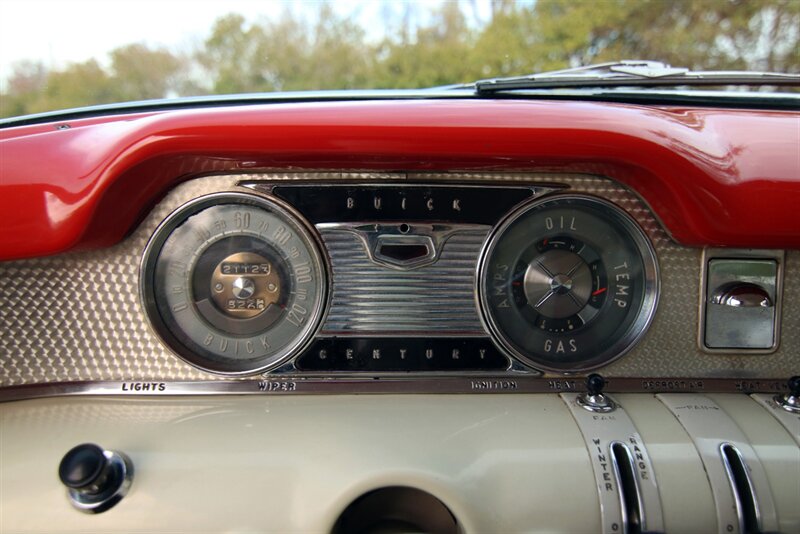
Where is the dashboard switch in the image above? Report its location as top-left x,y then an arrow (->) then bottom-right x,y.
576,374 -> 616,413
58,443 -> 133,513
774,375 -> 800,414
701,251 -> 783,352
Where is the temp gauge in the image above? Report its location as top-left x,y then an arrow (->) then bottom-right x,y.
141,192 -> 328,375
478,195 -> 658,372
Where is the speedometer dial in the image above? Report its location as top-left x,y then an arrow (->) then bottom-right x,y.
478,195 -> 658,372
141,192 -> 328,375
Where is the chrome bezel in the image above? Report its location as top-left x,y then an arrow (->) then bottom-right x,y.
476,193 -> 660,374
140,190 -> 330,376
697,248 -> 784,354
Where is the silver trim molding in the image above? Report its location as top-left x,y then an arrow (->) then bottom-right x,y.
0,377 -> 792,403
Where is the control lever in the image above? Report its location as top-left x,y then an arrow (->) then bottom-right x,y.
774,375 -> 800,413
58,443 -> 133,513
576,373 -> 616,413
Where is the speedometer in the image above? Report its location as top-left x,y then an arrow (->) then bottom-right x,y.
141,192 -> 328,375
478,195 -> 658,372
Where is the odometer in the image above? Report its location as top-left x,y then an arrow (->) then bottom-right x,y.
478,195 -> 658,372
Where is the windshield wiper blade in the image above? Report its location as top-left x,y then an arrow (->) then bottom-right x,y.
474,60 -> 800,94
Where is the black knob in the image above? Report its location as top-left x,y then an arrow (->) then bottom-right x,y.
788,376 -> 800,397
586,374 -> 605,396
58,443 -> 133,513
59,444 -> 109,492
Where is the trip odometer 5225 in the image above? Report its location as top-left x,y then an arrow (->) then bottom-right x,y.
141,192 -> 328,375
478,195 -> 658,373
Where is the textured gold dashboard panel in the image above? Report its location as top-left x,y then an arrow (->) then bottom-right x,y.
0,172 -> 797,386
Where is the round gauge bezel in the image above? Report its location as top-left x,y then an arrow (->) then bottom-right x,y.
477,193 -> 659,374
140,190 -> 330,376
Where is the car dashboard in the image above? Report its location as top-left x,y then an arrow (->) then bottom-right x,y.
0,98 -> 798,533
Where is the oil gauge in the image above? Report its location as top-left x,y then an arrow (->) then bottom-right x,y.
478,195 -> 658,372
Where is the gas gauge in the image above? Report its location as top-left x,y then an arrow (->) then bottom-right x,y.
478,195 -> 658,372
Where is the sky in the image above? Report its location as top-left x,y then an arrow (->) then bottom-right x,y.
0,0 -> 491,89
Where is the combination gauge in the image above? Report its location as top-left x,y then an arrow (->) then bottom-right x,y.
141,192 -> 328,375
478,195 -> 659,372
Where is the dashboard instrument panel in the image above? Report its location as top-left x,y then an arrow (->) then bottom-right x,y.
1,171 -> 797,390
140,184 -> 661,376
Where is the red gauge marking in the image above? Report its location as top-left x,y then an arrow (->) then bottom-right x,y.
592,287 -> 608,296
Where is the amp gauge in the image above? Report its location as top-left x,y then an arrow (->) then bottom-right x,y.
478,195 -> 659,373
141,192 -> 328,375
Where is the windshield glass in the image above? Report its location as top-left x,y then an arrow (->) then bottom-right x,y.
1,0 -> 798,118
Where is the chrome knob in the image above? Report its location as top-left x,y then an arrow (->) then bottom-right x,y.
577,373 -> 616,413
774,376 -> 800,414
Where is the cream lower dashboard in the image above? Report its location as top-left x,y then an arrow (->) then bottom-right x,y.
1,393 -> 798,533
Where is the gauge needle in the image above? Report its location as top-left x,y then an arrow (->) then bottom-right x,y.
535,259 -> 556,278
534,290 -> 555,309
565,259 -> 584,278
592,287 -> 608,296
567,292 -> 584,307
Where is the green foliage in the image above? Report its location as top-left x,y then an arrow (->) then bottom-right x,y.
109,44 -> 183,101
374,2 -> 476,88
528,0 -> 800,72
199,13 -> 272,93
2,0 -> 799,118
1,59 -> 116,117
472,4 -> 540,77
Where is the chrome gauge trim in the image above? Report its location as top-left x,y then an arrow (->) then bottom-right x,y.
477,194 -> 660,373
140,190 -> 330,376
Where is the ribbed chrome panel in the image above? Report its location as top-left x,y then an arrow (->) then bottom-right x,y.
319,229 -> 488,334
